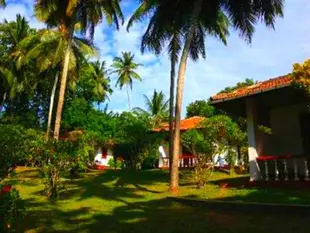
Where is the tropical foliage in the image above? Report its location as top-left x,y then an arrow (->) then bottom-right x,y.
133,90 -> 169,127
186,100 -> 216,118
292,59 -> 310,94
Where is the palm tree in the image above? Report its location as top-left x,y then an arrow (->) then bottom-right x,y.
0,15 -> 36,113
128,0 -> 182,175
130,0 -> 284,192
111,52 -> 142,110
85,60 -> 112,110
34,0 -> 124,140
133,90 -> 169,127
25,28 -> 98,136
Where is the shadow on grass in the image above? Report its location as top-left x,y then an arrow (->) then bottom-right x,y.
61,169 -> 167,202
21,197 -> 310,233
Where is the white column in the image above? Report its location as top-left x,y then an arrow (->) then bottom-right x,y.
246,98 -> 261,181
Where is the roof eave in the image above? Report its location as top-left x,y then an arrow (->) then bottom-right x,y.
210,83 -> 292,104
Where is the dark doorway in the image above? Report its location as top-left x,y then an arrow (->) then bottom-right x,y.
300,113 -> 310,155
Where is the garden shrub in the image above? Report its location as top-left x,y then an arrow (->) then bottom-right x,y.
0,184 -> 24,233
107,158 -> 124,169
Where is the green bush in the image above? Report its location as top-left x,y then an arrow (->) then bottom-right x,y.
0,185 -> 24,233
0,124 -> 45,180
107,158 -> 124,169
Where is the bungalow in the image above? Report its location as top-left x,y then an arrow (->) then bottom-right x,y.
210,75 -> 310,181
153,116 -> 230,169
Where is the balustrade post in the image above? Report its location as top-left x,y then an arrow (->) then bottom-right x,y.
305,160 -> 309,181
283,159 -> 289,181
264,160 -> 269,181
294,159 -> 299,181
274,160 -> 279,181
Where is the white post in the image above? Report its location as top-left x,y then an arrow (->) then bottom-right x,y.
246,98 -> 261,181
294,159 -> 299,181
264,161 -> 269,181
305,160 -> 309,181
274,160 -> 279,181
283,159 -> 289,181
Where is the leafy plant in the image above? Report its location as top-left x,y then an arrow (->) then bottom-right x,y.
182,115 -> 245,188
0,184 -> 24,233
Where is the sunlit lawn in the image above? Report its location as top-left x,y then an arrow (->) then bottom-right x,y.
4,167 -> 310,233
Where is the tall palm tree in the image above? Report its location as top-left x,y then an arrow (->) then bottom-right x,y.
133,90 -> 169,127
25,28 -> 97,136
129,0 -> 229,192
130,0 -> 284,192
111,52 -> 142,110
34,0 -> 124,140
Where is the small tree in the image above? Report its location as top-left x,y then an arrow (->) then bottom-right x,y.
182,115 -> 245,188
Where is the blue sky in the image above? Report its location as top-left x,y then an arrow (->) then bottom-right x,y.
1,0 -> 309,117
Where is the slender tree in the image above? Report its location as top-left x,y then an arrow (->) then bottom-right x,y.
129,0 -> 284,192
34,0 -> 123,139
171,0 -> 284,192
111,52 -> 142,110
128,0 -> 183,175
25,28 -> 97,136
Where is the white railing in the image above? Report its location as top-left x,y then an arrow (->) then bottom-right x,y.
257,155 -> 310,181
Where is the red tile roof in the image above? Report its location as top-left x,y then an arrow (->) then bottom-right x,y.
211,75 -> 292,102
153,116 -> 205,132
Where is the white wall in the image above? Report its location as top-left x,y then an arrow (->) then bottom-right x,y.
94,148 -> 114,167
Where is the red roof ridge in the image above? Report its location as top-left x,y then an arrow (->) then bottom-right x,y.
211,74 -> 292,102
153,116 -> 206,132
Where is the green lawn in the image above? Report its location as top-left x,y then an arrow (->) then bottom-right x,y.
3,168 -> 310,233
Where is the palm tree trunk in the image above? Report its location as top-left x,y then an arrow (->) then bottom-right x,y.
170,0 -> 202,193
168,49 -> 176,174
127,85 -> 131,110
53,26 -> 74,140
46,72 -> 59,137
0,92 -> 6,113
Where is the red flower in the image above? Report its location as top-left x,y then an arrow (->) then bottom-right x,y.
2,185 -> 12,194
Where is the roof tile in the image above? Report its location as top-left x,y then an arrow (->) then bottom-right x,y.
153,116 -> 205,132
211,75 -> 292,102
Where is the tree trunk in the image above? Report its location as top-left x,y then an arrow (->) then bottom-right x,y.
170,0 -> 202,193
127,85 -> 131,110
0,92 -> 6,113
46,72 -> 59,137
53,26 -> 74,140
168,42 -> 177,175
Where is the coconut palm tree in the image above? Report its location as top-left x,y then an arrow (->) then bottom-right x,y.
133,90 -> 169,127
171,0 -> 284,192
128,0 -> 183,176
129,0 -> 284,192
24,28 -> 98,136
111,52 -> 142,110
0,15 -> 36,113
34,0 -> 124,139
85,60 -> 112,110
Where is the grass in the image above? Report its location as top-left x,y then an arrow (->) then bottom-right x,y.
3,167 -> 310,233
